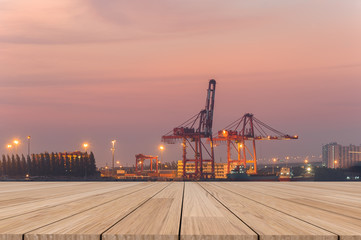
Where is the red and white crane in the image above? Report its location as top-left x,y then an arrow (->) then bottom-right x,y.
162,80 -> 216,179
213,113 -> 298,174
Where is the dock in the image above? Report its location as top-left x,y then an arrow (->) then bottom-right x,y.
0,182 -> 360,240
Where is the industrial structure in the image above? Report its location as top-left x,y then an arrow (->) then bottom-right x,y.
162,79 -> 216,179
213,113 -> 298,174
135,154 -> 159,175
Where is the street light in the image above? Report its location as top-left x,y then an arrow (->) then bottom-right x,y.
105,165 -> 109,177
334,160 -> 338,169
272,158 -> 277,174
27,136 -> 31,158
7,144 -> 12,153
13,140 -> 19,155
83,143 -> 89,152
111,140 -> 116,177
82,143 -> 89,179
159,145 -> 165,170
116,161 -> 122,172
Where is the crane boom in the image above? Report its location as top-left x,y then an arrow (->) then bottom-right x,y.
204,79 -> 216,137
161,79 -> 216,179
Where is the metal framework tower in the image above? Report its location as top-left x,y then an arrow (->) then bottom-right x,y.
213,113 -> 298,174
135,154 -> 159,175
162,79 -> 216,179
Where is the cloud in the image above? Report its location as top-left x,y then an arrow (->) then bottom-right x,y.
86,0 -> 280,34
0,0 -> 280,45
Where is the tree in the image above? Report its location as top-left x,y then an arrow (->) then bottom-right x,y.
15,154 -> 21,176
11,155 -> 16,176
39,153 -> 46,176
1,155 -> 6,176
79,155 -> 86,177
21,154 -> 26,176
44,152 -> 51,176
50,152 -> 56,176
65,154 -> 70,176
6,155 -> 12,176
27,155 -> 32,175
89,152 -> 97,176
73,155 -> 81,177
32,154 -> 39,176
59,154 -> 65,176
83,153 -> 89,177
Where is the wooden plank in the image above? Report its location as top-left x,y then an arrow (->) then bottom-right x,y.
286,182 -> 361,195
226,182 -> 361,216
201,182 -> 337,240
257,182 -> 361,198
103,182 -> 184,240
223,182 -> 361,207
259,182 -> 361,200
24,182 -> 170,240
181,182 -> 257,240
0,182 -> 81,194
0,182 -> 141,220
0,182 -> 151,240
0,182 -> 110,209
214,182 -> 361,240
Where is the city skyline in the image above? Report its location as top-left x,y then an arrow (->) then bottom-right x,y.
1,0 -> 361,166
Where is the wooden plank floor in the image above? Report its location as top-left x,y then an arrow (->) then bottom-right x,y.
0,182 -> 360,240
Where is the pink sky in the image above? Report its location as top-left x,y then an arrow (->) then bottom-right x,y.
1,0 -> 361,166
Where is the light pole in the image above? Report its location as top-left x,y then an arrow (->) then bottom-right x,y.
159,145 -> 164,170
13,140 -> 19,155
83,143 -> 89,179
27,136 -> 31,158
272,158 -> 277,174
105,165 -> 109,177
7,144 -> 12,154
111,140 -> 116,177
83,143 -> 89,153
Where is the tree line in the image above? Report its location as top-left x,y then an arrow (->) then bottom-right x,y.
0,152 -> 97,178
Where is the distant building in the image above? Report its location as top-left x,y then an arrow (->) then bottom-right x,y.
177,160 -> 236,179
322,143 -> 361,168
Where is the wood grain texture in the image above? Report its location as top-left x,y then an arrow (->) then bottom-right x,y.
0,182 -> 142,220
181,182 -> 257,240
103,182 -> 184,240
0,182 -> 148,240
0,183 -> 111,209
215,182 -> 361,240
200,182 -> 337,240
225,182 -> 361,218
24,183 -> 170,240
0,182 -> 359,240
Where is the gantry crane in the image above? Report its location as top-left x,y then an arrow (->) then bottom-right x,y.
162,79 -> 216,179
213,113 -> 298,174
135,154 -> 159,175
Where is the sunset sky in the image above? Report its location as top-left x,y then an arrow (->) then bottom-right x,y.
1,0 -> 361,166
